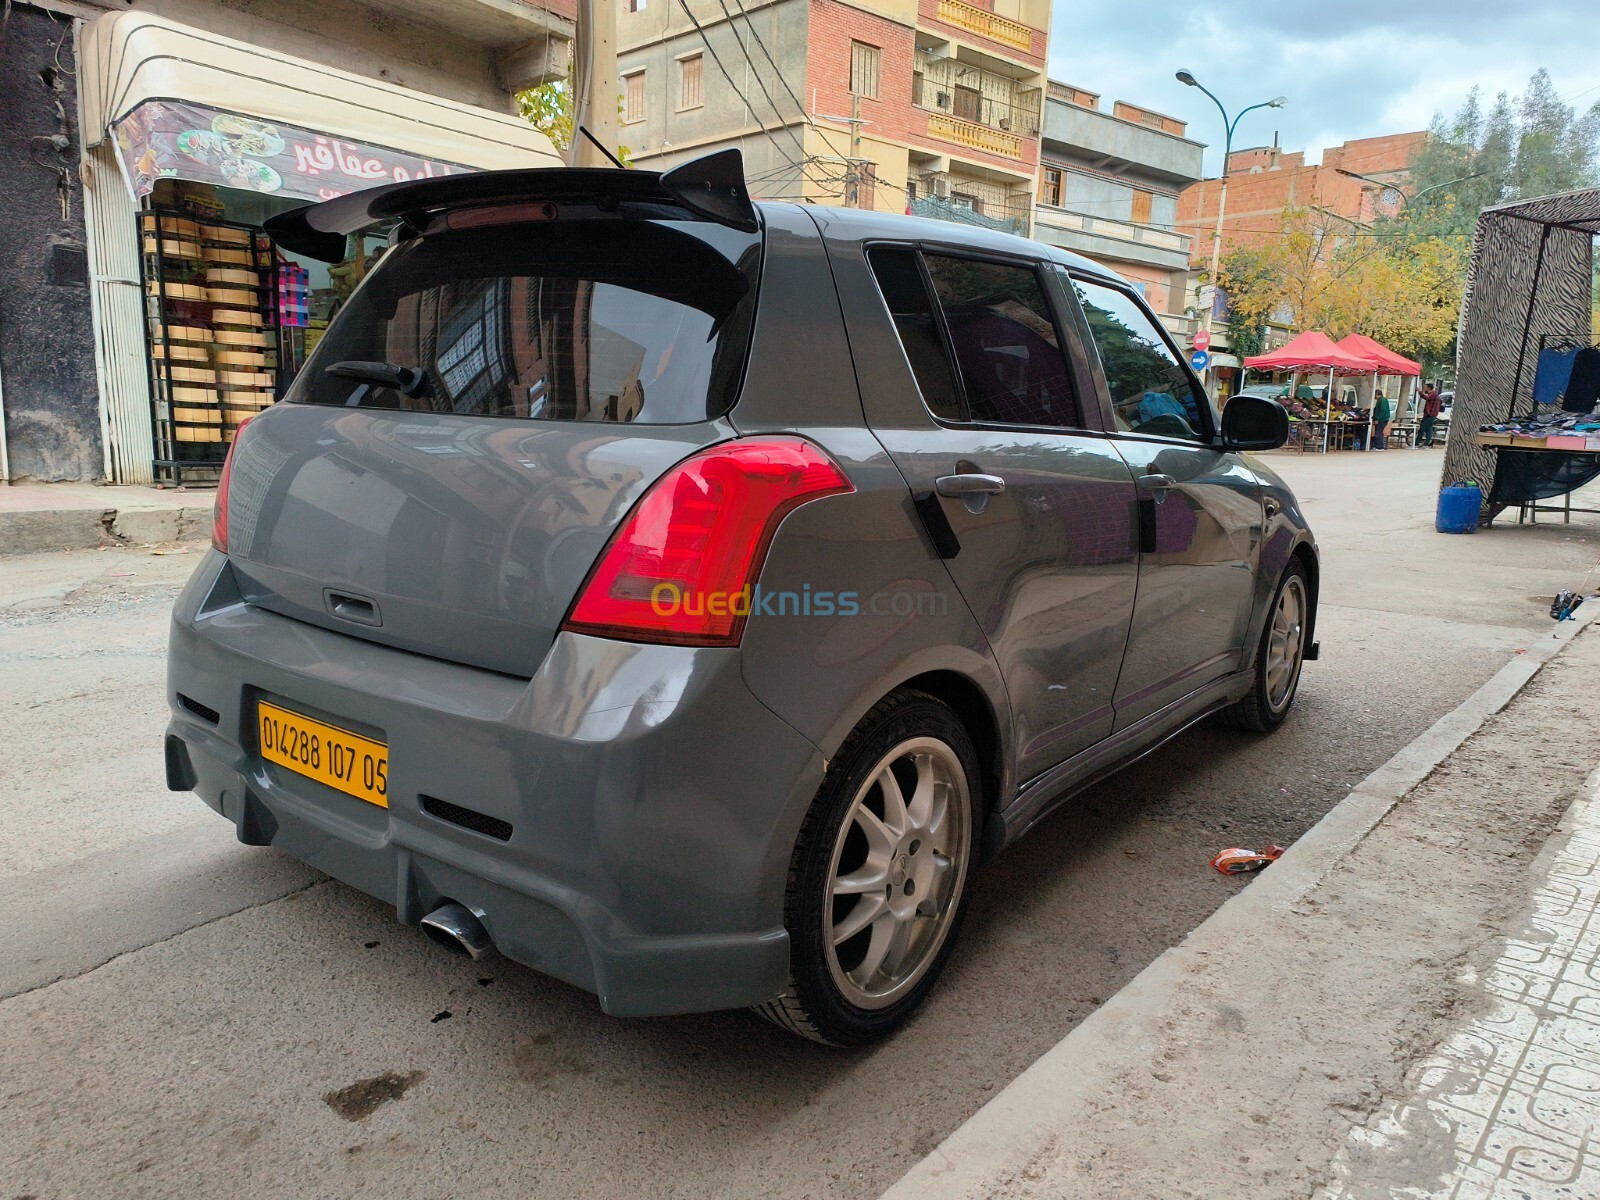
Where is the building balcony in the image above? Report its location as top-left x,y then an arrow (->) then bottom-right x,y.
930,0 -> 1037,55
925,112 -> 1024,159
1032,205 -> 1193,272
911,170 -> 1032,234
1042,94 -> 1203,188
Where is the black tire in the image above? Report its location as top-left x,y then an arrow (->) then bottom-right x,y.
755,688 -> 980,1046
1220,561 -> 1310,733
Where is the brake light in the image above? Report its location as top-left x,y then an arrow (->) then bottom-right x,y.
211,415 -> 255,554
562,438 -> 853,646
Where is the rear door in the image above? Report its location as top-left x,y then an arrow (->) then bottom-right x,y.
221,215 -> 762,677
1062,273 -> 1263,729
834,239 -> 1139,782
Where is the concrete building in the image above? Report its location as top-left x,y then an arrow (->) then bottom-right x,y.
1030,81 -> 1203,324
4,0 -> 572,484
1175,131 -> 1426,266
616,0 -> 1052,234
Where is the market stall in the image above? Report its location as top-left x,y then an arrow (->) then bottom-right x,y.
1442,188 -> 1599,519
1244,332 -> 1383,453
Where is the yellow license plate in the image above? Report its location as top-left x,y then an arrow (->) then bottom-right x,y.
257,700 -> 389,808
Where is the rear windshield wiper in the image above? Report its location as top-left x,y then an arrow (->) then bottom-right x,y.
326,360 -> 430,403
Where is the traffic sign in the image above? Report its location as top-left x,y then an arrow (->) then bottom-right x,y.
1192,330 -> 1212,352
1190,349 -> 1211,373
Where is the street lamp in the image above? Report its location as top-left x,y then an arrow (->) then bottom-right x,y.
1337,168 -> 1488,210
1177,69 -> 1286,388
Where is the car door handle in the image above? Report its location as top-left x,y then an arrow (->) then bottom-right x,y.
936,473 -> 1006,497
1136,474 -> 1177,492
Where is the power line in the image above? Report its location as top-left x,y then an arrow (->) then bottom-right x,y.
702,0 -> 809,160
725,0 -> 851,162
673,0 -> 806,168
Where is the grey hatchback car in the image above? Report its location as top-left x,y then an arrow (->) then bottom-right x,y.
166,151 -> 1318,1045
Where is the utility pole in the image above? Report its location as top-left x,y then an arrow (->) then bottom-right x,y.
817,98 -> 869,207
571,0 -> 619,167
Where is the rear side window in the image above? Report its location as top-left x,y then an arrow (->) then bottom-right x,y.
868,246 -> 1082,430
867,247 -> 962,421
1070,277 -> 1208,442
286,219 -> 760,424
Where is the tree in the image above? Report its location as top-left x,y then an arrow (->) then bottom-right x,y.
1404,70 -> 1600,241
515,78 -> 632,166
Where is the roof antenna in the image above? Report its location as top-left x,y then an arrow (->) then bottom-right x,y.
577,125 -> 625,169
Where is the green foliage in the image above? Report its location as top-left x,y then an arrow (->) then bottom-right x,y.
514,78 -> 633,166
1404,69 -> 1600,242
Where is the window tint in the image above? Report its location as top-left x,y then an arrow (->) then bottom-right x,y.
868,247 -> 963,421
925,255 -> 1081,429
286,219 -> 760,424
1071,277 -> 1207,441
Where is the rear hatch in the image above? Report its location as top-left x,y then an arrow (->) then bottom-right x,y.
223,214 -> 762,677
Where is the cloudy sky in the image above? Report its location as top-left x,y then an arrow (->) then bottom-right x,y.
1049,1 -> 1599,174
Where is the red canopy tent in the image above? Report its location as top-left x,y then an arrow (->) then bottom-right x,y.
1336,334 -> 1421,377
1245,333 -> 1383,452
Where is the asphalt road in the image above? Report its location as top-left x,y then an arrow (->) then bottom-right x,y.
3,449 -> 1598,1200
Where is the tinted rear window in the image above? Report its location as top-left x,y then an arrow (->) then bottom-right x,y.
286,219 -> 761,424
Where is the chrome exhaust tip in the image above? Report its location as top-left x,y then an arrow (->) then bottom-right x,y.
419,901 -> 493,960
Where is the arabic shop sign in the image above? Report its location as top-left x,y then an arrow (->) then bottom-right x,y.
111,100 -> 473,203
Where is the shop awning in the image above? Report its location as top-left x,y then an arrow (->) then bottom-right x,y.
1244,331 -> 1381,373
80,12 -> 561,203
1336,334 -> 1421,377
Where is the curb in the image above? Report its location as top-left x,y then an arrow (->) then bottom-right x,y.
880,606 -> 1599,1200
0,502 -> 212,556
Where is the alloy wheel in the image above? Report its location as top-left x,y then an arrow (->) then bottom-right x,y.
822,737 -> 972,1011
1266,575 -> 1307,711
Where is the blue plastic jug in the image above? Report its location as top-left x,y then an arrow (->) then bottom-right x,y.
1436,482 -> 1482,534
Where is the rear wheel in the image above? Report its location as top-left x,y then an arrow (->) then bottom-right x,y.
1221,562 -> 1310,733
755,689 -> 978,1046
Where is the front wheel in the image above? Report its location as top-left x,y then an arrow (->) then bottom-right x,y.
755,689 -> 979,1046
1221,562 -> 1310,733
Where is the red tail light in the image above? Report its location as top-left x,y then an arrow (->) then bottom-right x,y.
211,416 -> 255,554
561,437 -> 853,647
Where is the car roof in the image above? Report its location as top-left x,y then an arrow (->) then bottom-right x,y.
776,203 -> 1131,288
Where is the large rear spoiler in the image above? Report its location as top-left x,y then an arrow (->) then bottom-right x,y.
264,148 -> 759,261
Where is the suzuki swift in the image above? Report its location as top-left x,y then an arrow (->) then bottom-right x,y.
166,151 -> 1318,1045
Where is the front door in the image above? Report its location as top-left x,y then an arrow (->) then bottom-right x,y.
834,241 -> 1140,782
1064,275 -> 1262,729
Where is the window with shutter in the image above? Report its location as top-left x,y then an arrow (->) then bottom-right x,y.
624,71 -> 646,123
1130,189 -> 1153,225
849,42 -> 880,99
679,55 -> 703,109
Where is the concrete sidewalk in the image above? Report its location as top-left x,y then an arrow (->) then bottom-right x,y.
883,614 -> 1600,1200
0,482 -> 212,555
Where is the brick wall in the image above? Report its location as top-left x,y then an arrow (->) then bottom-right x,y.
1176,131 -> 1425,265
806,0 -> 1039,178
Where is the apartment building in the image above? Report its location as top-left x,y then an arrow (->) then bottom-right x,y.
616,0 -> 1052,234
1030,82 -> 1203,323
1175,131 -> 1426,265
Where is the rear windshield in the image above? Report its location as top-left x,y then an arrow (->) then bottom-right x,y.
286,218 -> 761,424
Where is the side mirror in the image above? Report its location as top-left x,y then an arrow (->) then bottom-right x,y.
1221,395 -> 1290,451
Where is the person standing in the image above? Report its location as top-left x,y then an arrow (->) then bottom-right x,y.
1371,391 -> 1392,450
1417,384 -> 1442,447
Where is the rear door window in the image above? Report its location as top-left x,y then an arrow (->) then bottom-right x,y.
867,247 -> 1084,430
866,247 -> 963,421
286,219 -> 760,424
1069,277 -> 1210,442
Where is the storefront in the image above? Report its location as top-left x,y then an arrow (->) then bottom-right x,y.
76,12 -> 563,484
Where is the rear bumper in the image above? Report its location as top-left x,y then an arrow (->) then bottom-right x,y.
166,553 -> 825,1017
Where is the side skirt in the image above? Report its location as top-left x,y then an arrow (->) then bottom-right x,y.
989,669 -> 1254,852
